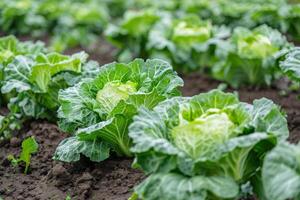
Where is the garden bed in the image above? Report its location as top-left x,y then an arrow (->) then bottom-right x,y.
1,0 -> 300,199
0,71 -> 299,200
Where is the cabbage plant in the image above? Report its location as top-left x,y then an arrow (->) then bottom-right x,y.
129,90 -> 288,199
105,9 -> 160,62
0,51 -> 99,143
53,59 -> 183,162
0,35 -> 46,105
213,25 -> 291,88
262,141 -> 300,200
147,14 -> 229,71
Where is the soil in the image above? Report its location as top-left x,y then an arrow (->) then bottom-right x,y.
0,122 -> 144,200
0,37 -> 300,199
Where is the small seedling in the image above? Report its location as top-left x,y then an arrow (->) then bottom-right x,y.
65,195 -> 71,200
7,136 -> 39,174
128,193 -> 138,200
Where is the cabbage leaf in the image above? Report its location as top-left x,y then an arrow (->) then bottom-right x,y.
262,142 -> 300,200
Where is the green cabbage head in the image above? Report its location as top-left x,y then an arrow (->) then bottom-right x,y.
96,81 -> 137,113
172,16 -> 212,47
236,31 -> 278,59
172,108 -> 235,159
129,90 -> 289,200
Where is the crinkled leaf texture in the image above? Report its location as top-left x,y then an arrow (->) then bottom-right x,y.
29,52 -> 87,92
0,35 -> 46,106
0,35 -> 46,66
53,137 -> 110,162
0,51 -> 97,141
134,173 -> 239,200
213,25 -> 291,88
54,58 -> 183,162
280,47 -> 300,82
129,90 -> 288,181
262,142 -> 300,200
1,52 -> 92,119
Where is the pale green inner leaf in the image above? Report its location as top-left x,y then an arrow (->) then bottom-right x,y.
172,108 -> 235,159
172,21 -> 212,45
96,80 -> 137,114
237,34 -> 278,59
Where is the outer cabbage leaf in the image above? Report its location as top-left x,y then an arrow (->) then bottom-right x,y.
0,35 -> 18,65
53,136 -> 110,162
132,173 -> 239,200
262,142 -> 300,200
2,56 -> 33,94
76,115 -> 132,156
54,58 -> 183,161
0,35 -> 46,66
30,52 -> 87,92
251,98 -> 288,141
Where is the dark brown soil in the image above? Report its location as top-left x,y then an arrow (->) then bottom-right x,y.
63,38 -> 117,65
0,122 -> 144,200
1,73 -> 299,200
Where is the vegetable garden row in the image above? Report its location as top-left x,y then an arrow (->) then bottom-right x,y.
1,0 -> 300,200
